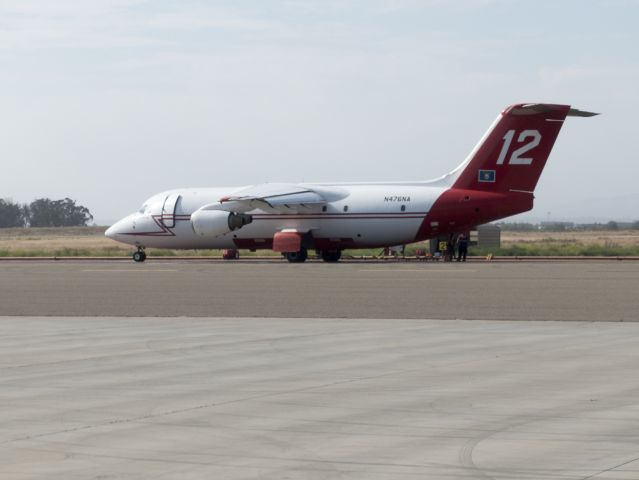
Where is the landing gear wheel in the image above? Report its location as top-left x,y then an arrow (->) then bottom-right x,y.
321,249 -> 342,262
133,250 -> 146,262
285,247 -> 308,263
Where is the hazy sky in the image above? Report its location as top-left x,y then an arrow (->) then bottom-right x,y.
1,0 -> 637,224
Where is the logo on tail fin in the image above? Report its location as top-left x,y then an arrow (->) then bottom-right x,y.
478,170 -> 496,182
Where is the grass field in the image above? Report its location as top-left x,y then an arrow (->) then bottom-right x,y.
0,226 -> 638,257
500,230 -> 639,246
472,230 -> 639,257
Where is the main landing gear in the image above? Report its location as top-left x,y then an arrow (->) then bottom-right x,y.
132,248 -> 146,262
285,247 -> 308,263
284,248 -> 343,263
321,249 -> 342,263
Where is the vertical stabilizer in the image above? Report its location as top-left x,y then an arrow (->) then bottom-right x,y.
451,103 -> 596,193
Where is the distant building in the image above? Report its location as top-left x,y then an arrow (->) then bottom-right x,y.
473,224 -> 501,248
428,224 -> 501,254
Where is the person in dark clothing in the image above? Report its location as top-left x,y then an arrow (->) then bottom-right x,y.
446,235 -> 455,262
456,233 -> 468,262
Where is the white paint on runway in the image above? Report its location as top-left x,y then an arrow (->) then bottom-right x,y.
357,268 -> 477,273
81,268 -> 177,273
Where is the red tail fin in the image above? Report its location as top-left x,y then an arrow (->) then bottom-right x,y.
452,104 -> 594,193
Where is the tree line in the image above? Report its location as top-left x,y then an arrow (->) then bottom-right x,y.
0,198 -> 93,228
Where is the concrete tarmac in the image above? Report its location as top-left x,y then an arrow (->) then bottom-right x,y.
0,261 -> 638,320
2,316 -> 639,479
2,261 -> 639,479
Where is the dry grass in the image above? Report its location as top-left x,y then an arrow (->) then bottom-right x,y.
0,227 -> 127,254
501,230 -> 639,246
0,227 -> 637,256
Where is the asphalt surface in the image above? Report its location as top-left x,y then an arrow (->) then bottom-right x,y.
2,261 -> 638,479
0,260 -> 637,320
2,316 -> 639,479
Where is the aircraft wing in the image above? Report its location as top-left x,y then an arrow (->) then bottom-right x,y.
204,183 -> 347,213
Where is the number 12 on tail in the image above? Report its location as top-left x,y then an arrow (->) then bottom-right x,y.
496,129 -> 541,165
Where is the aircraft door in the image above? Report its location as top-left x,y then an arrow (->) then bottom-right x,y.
161,194 -> 181,228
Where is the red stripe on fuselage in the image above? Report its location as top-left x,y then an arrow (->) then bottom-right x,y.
119,214 -> 180,236
118,212 -> 428,237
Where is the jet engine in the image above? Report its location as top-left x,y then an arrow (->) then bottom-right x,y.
191,209 -> 253,237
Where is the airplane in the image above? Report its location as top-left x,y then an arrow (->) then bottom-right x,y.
105,103 -> 597,262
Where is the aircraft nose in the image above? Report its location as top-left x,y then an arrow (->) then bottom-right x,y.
105,224 -> 117,239
105,216 -> 134,240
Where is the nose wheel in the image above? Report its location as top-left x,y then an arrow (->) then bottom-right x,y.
132,249 -> 147,262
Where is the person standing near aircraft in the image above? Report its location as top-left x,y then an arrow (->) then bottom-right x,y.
456,233 -> 469,262
447,235 -> 455,262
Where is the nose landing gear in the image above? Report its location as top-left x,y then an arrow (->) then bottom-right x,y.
132,248 -> 147,262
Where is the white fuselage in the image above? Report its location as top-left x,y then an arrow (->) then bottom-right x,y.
105,103 -> 594,256
105,183 -> 449,250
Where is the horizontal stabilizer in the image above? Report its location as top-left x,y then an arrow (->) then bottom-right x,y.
567,108 -> 599,117
509,103 -> 599,117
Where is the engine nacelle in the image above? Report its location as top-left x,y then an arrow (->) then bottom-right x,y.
191,209 -> 253,237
